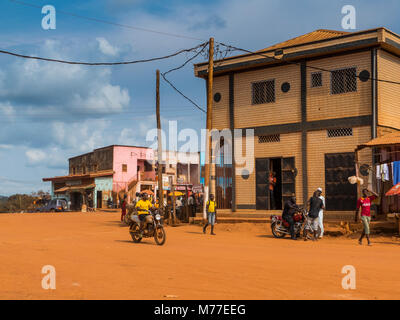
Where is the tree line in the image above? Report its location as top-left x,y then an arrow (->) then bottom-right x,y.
0,191 -> 50,213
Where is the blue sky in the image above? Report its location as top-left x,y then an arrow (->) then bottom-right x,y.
1,0 -> 400,195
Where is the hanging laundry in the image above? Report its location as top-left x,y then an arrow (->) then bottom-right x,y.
376,164 -> 381,180
393,161 -> 400,186
382,164 -> 389,182
375,165 -> 382,194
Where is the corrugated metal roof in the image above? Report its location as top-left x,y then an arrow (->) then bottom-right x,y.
359,131 -> 400,148
54,183 -> 95,193
43,170 -> 114,182
260,29 -> 350,52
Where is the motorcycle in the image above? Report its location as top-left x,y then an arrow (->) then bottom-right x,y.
128,209 -> 166,246
270,208 -> 321,240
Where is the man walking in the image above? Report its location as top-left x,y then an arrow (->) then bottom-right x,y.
120,194 -> 127,222
356,188 -> 378,246
306,191 -> 324,241
317,187 -> 325,238
203,194 -> 217,235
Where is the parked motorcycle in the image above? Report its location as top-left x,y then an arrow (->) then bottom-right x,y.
128,209 -> 166,246
270,208 -> 321,240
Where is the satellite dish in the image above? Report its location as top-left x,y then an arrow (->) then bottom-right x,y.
359,164 -> 370,177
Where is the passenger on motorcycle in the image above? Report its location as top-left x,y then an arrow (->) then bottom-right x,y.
282,195 -> 300,240
135,193 -> 154,234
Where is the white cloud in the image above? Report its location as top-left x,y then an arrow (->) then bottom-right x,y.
25,149 -> 46,164
51,119 -> 110,152
0,102 -> 15,118
0,40 -> 130,117
25,147 -> 66,169
96,37 -> 120,56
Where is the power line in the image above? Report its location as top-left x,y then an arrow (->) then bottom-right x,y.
217,42 -> 400,86
161,43 -> 209,113
0,42 -> 208,66
160,76 -> 206,114
9,0 -> 205,42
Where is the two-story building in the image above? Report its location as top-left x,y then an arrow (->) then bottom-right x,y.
43,146 -> 202,211
194,28 -> 400,218
43,145 -> 155,210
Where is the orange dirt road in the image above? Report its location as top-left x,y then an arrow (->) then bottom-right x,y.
0,211 -> 399,300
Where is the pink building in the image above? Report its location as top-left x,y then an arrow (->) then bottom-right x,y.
43,145 -> 156,210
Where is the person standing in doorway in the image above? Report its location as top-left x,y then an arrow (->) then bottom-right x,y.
317,187 -> 325,238
269,172 -> 277,210
356,189 -> 378,246
188,193 -> 196,220
203,194 -> 217,235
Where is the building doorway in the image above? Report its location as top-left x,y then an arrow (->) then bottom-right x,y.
97,191 -> 102,209
325,153 -> 357,211
70,192 -> 83,211
256,157 -> 296,210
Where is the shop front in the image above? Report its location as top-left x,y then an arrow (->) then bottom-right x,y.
355,131 -> 400,218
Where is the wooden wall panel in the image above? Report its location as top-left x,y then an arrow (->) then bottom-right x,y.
235,132 -> 303,206
377,50 -> 400,130
233,64 -> 301,128
307,51 -> 372,122
307,126 -> 372,212
212,75 -> 230,130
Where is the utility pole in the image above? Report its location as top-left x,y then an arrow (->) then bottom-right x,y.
156,70 -> 164,214
204,37 -> 214,219
169,175 -> 177,225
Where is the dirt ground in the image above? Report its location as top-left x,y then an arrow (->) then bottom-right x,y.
0,211 -> 400,300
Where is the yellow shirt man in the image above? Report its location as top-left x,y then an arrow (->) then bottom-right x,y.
207,200 -> 216,213
135,199 -> 153,215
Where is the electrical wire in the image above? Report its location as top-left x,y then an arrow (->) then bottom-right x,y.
161,43 -> 209,113
0,42 -> 208,66
216,41 -> 400,85
9,0 -> 205,42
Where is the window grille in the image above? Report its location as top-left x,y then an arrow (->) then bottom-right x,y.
252,80 -> 275,104
331,68 -> 357,94
327,128 -> 353,138
258,134 -> 280,143
311,72 -> 322,87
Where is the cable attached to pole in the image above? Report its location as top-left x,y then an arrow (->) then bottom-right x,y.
0,43 -> 208,66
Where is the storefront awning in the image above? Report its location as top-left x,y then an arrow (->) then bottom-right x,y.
357,131 -> 400,150
54,186 -> 69,193
54,183 -> 95,193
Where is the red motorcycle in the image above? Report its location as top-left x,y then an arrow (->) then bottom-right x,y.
270,208 -> 320,239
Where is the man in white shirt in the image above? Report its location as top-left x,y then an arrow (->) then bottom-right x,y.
317,187 -> 325,238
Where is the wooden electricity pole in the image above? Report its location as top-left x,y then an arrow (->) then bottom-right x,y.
156,70 -> 164,214
170,175 -> 177,225
204,38 -> 214,218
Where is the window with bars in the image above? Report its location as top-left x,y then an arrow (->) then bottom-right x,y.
327,128 -> 353,138
258,134 -> 280,143
252,80 -> 275,105
311,72 -> 322,87
331,67 -> 357,94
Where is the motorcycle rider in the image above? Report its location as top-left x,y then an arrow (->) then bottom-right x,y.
135,193 -> 154,234
282,195 -> 300,240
